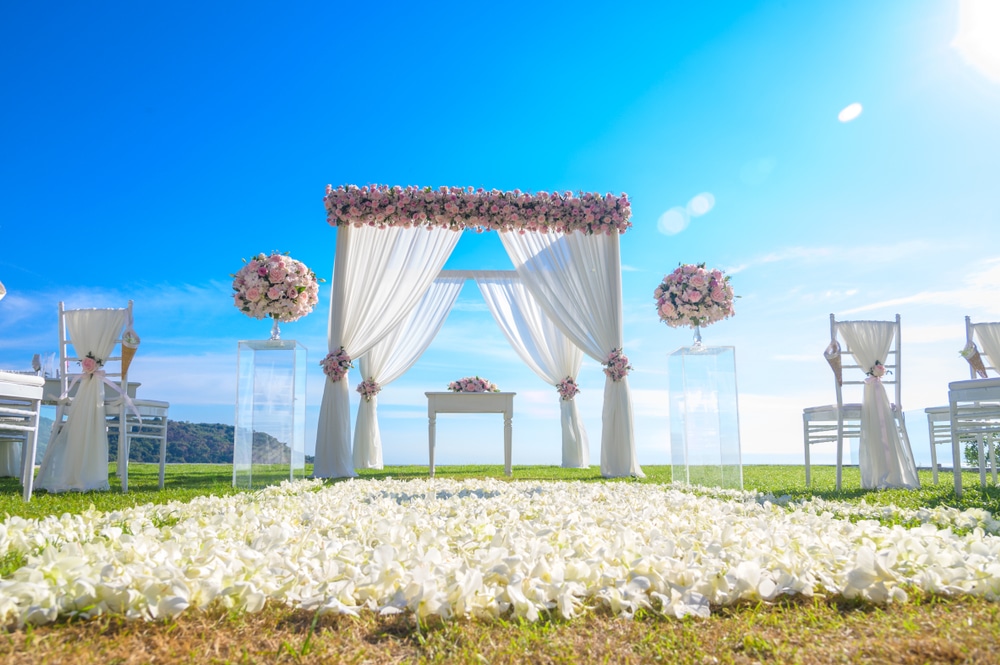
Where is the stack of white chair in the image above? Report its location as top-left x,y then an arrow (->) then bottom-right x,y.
945,316 -> 1000,498
0,370 -> 45,501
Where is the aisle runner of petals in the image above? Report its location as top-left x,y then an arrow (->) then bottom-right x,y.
2,478 -> 1000,626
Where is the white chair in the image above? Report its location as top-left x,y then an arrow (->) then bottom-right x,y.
39,301 -> 170,493
803,314 -> 912,490
0,370 -> 45,501
948,317 -> 1000,498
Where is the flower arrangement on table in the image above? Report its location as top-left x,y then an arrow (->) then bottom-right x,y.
356,377 -> 381,402
556,377 -> 580,401
602,349 -> 632,382
654,263 -> 735,329
321,347 -> 353,383
448,376 -> 500,393
231,252 -> 321,323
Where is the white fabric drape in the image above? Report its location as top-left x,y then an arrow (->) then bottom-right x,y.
353,277 -> 465,469
837,321 -> 919,490
475,272 -> 590,468
974,323 -> 1000,374
314,224 -> 460,478
500,230 -> 641,477
36,309 -> 127,493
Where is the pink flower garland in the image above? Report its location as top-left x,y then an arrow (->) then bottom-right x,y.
324,185 -> 632,236
448,376 -> 499,393
232,252 -> 321,323
320,347 -> 353,383
602,349 -> 632,382
356,377 -> 381,402
556,377 -> 580,401
654,263 -> 735,329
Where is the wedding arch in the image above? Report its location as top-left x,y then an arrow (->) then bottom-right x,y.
314,184 -> 643,479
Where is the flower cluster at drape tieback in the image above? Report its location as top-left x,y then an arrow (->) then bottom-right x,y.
448,376 -> 499,393
556,377 -> 580,401
866,361 -> 889,379
324,184 -> 631,236
356,377 -> 381,402
231,252 -> 322,322
80,352 -> 103,376
602,349 -> 632,382
321,347 -> 353,383
655,263 -> 735,328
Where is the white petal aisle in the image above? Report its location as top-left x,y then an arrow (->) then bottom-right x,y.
1,478 -> 1000,626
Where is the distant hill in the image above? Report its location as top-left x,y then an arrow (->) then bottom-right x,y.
34,419 -> 313,465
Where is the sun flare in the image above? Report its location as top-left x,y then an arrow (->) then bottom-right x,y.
952,0 -> 1000,83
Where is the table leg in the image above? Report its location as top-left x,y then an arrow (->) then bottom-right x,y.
504,411 -> 512,477
429,413 -> 436,478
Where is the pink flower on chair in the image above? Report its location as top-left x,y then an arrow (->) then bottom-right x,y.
80,353 -> 102,375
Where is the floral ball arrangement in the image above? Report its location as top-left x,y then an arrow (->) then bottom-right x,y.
448,376 -> 499,393
232,252 -> 321,322
654,263 -> 735,329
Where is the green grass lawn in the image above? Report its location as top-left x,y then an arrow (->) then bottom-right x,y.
3,463 -> 1000,521
3,463 -> 1000,664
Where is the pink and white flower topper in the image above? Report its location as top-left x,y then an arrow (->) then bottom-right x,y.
324,184 -> 632,235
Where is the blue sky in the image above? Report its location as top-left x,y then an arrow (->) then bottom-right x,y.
2,0 -> 999,470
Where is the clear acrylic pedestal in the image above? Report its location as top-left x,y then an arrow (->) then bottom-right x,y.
668,344 -> 743,489
234,339 -> 307,489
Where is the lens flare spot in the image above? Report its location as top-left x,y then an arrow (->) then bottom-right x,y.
657,207 -> 689,236
838,103 -> 863,123
687,192 -> 716,217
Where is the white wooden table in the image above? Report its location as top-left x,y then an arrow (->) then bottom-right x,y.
425,392 -> 515,477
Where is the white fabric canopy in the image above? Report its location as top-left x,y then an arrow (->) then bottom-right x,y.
475,271 -> 590,468
314,224 -> 460,478
837,321 -> 919,490
974,323 -> 1000,374
353,277 -> 465,469
36,308 -> 127,493
500,230 -> 641,477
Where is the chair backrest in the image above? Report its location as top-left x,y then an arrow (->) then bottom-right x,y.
57,300 -> 133,398
830,313 -> 903,411
967,316 -> 1000,378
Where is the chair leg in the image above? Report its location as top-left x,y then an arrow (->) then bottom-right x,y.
803,418 -> 811,487
929,435 -> 939,485
991,435 -> 998,486
159,418 -> 168,490
835,416 -> 844,492
978,434 -> 987,489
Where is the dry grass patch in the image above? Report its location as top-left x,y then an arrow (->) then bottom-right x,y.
2,595 -> 1000,664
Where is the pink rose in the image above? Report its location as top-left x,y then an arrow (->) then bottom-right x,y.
659,302 -> 676,318
689,274 -> 707,288
246,286 -> 262,301
269,267 -> 288,283
267,286 -> 283,301
685,289 -> 703,303
81,356 -> 98,374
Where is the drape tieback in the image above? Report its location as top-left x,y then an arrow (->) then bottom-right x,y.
356,377 -> 381,402
866,360 -> 888,380
320,347 -> 353,382
603,348 -> 632,382
556,377 -> 580,401
63,352 -> 141,420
